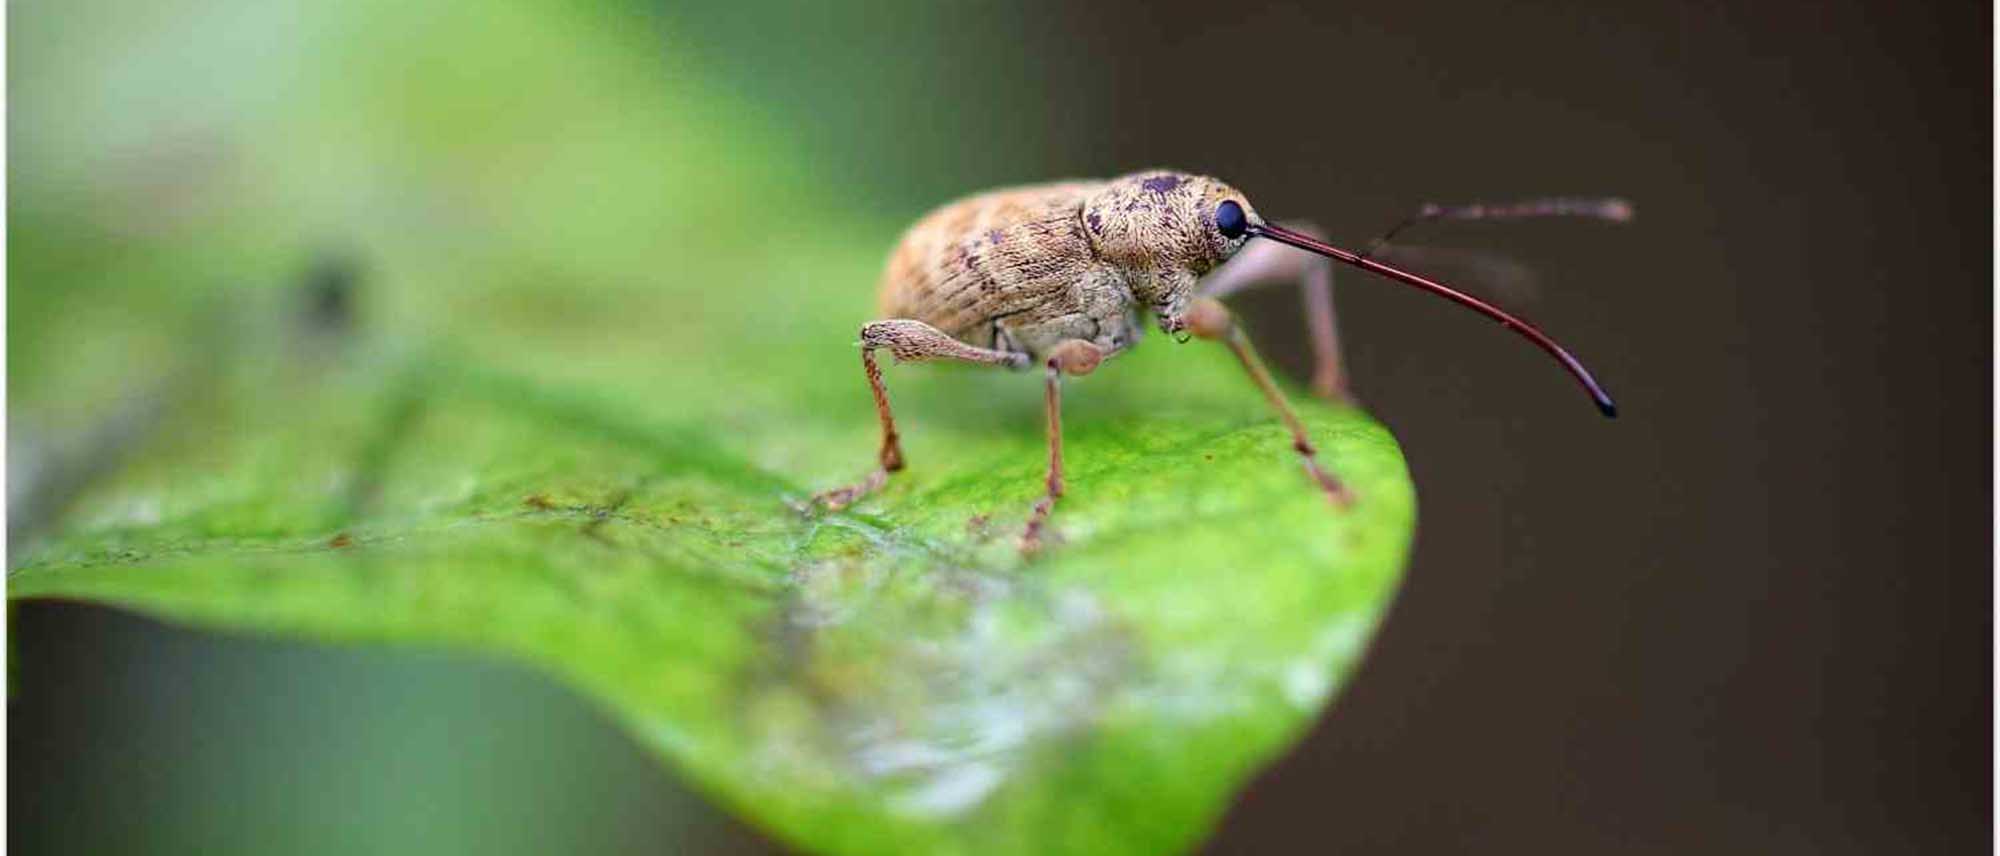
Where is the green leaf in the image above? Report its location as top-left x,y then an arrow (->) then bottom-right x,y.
10,2 -> 1416,853
12,334 -> 1413,855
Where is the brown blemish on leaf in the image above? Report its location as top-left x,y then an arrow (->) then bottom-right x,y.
328,532 -> 354,549
523,493 -> 555,510
965,513 -> 993,541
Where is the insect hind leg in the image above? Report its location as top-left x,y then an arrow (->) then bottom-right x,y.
809,319 -> 1026,512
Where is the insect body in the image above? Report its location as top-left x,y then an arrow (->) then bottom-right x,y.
813,169 -> 1627,552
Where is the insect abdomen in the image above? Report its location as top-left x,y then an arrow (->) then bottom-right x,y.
877,181 -> 1106,347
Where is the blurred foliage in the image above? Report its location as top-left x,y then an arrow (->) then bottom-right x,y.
10,605 -> 760,855
9,1 -> 1415,854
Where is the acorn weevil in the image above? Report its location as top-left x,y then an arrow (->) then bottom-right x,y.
811,170 -> 1629,552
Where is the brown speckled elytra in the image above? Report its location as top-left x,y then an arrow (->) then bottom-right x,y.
812,169 -> 1629,552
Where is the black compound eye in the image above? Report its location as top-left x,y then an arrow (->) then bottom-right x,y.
1215,200 -> 1248,239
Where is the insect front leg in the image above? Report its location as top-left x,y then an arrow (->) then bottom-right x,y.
1198,220 -> 1349,401
810,320 -> 1028,512
1184,298 -> 1353,506
1019,339 -> 1103,555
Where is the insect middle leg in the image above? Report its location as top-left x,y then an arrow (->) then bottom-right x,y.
811,319 -> 1027,511
1184,297 -> 1353,506
1198,220 -> 1349,401
1019,339 -> 1104,554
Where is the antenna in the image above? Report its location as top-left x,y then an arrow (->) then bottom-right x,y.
1248,222 -> 1618,418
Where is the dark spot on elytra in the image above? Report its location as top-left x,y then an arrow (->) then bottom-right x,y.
987,229 -> 1004,245
1086,211 -> 1103,234
1141,174 -> 1184,193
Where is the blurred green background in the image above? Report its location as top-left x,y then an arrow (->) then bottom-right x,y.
11,0 -> 1988,853
11,2 -> 1087,852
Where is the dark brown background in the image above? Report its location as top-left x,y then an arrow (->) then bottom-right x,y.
12,0 -> 1990,852
1045,1 -> 1993,852
1142,2 -> 1994,850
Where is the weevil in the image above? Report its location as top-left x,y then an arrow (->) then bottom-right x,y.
810,170 -> 1628,552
